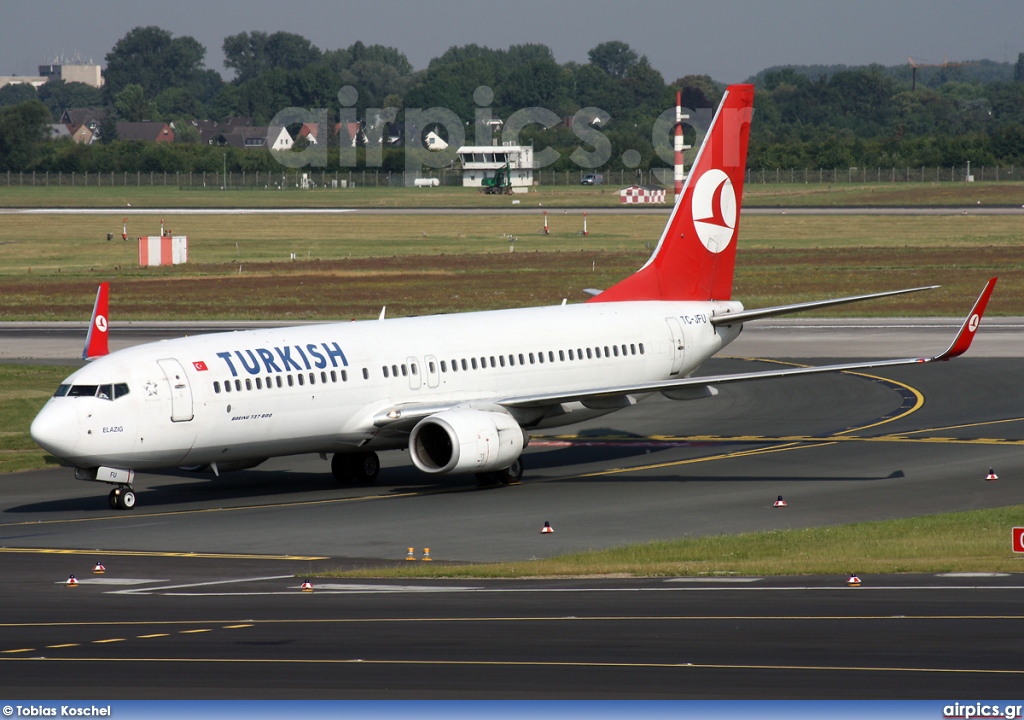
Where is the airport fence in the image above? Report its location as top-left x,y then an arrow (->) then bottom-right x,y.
0,166 -> 1017,189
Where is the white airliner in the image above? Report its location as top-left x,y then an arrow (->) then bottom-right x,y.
31,84 -> 996,510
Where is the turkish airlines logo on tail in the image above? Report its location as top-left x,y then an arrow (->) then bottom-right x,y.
691,168 -> 737,254
95,315 -> 108,333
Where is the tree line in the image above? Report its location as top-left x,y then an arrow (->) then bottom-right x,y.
1,26 -> 1022,174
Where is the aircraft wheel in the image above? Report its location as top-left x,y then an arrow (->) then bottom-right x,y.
108,489 -> 119,509
331,453 -> 356,485
112,487 -> 136,510
353,452 -> 380,484
495,458 -> 524,485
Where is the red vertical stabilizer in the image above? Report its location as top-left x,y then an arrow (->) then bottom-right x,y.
591,84 -> 754,303
82,282 -> 110,360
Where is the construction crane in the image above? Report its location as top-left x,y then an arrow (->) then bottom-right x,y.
907,56 -> 978,91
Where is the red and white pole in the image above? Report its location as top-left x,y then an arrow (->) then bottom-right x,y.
582,212 -> 588,237
674,90 -> 684,198
543,211 -> 549,235
122,218 -> 127,241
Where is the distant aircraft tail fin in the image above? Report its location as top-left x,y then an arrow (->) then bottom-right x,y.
590,83 -> 754,303
82,282 -> 109,360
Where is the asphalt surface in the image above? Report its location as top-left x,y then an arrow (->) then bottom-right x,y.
2,342 -> 1024,697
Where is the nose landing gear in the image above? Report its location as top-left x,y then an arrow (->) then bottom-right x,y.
108,486 -> 136,510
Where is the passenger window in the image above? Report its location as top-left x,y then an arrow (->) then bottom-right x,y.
256,378 -> 263,390
537,352 -> 544,364
499,356 -> 505,367
441,360 -> 447,372
568,349 -> 574,360
605,346 -> 611,357
224,381 -> 232,393
235,380 -> 242,391
214,381 -> 221,394
298,374 -> 305,386
383,366 -> 389,378
308,373 -> 315,385
322,371 -> 328,383
461,359 -> 468,371
586,348 -> 592,359
401,364 -> 407,377
559,350 -> 565,361
630,344 -> 636,355
287,375 -> 294,387
489,357 -> 496,368
266,377 -> 272,389
362,368 -> 368,380
639,343 -> 645,355
428,362 -> 435,373
621,344 -> 627,356
613,346 -> 619,357
245,379 -> 252,390
330,371 -> 337,383
277,376 -> 283,387
342,370 -> 348,382
518,354 -> 525,365
509,355 -> 515,367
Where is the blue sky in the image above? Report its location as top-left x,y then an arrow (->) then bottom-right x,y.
1,0 -> 1021,83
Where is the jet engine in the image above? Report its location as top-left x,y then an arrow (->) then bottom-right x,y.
409,409 -> 526,474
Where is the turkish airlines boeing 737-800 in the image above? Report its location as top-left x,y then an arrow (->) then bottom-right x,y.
31,84 -> 996,509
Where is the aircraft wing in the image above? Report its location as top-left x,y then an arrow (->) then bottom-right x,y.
373,278 -> 995,426
709,285 -> 939,326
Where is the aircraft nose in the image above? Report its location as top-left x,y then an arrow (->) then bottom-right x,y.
30,402 -> 81,459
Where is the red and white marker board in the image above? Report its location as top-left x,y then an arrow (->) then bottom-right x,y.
1013,527 -> 1024,553
138,236 -> 188,266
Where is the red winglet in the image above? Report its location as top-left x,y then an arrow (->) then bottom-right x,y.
82,282 -> 110,360
932,278 -> 997,361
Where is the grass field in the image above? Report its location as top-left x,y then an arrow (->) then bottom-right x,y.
0,364 -> 69,474
320,505 -> 1024,578
1,180 -> 1023,208
1,212 -> 1020,320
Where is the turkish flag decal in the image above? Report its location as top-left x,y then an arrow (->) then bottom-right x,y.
193,360 -> 209,371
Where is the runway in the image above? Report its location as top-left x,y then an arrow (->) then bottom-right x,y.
2,337 -> 1024,696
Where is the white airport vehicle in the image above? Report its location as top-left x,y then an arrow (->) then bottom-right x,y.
30,84 -> 996,509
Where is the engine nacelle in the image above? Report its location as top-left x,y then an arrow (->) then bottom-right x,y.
409,409 -> 526,475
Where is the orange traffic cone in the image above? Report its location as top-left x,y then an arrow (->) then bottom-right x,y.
93,562 -> 106,574
986,468 -> 998,481
773,495 -> 787,508
847,574 -> 861,587
300,579 -> 313,592
541,521 -> 554,534
66,574 -> 78,587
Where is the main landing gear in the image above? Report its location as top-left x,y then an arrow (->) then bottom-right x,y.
108,486 -> 136,510
331,451 -> 380,486
476,458 -> 524,487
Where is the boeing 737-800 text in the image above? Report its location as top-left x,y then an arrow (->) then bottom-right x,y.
30,84 -> 996,509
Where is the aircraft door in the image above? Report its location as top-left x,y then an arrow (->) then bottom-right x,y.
424,355 -> 440,388
157,358 -> 194,422
407,356 -> 422,391
665,317 -> 685,375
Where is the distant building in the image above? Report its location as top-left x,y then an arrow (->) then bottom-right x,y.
456,144 -> 535,192
48,124 -> 72,140
215,126 -> 293,151
0,75 -> 47,90
424,130 -> 448,151
38,63 -> 104,88
61,108 -> 106,135
68,124 -> 94,144
116,121 -> 175,143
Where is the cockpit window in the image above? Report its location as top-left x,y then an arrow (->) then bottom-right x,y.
64,383 -> 130,400
67,384 -> 99,397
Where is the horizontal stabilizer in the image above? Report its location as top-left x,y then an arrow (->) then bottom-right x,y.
710,285 -> 939,326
